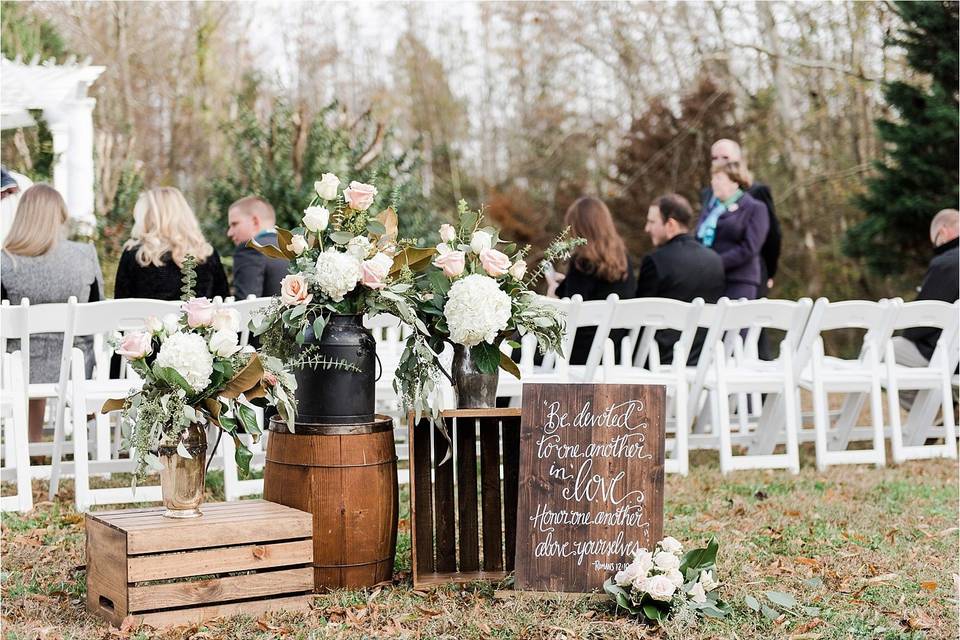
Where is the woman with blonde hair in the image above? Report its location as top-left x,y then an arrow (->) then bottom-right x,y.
696,161 -> 769,300
114,187 -> 228,300
546,196 -> 636,364
1,184 -> 103,441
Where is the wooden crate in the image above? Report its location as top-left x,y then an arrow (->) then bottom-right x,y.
86,500 -> 314,628
409,408 -> 521,588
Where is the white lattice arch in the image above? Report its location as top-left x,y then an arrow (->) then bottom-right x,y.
1,55 -> 105,225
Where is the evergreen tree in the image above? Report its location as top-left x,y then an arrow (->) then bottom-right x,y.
845,1 -> 959,275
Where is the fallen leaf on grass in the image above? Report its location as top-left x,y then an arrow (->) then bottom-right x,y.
795,557 -> 820,568
919,581 -> 937,592
866,573 -> 898,584
790,618 -> 823,637
903,611 -> 934,630
367,587 -> 382,604
415,605 -> 442,617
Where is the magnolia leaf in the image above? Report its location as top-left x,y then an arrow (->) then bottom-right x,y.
376,207 -> 398,242
219,415 -> 238,434
220,355 -> 264,399
641,602 -> 666,624
176,440 -> 193,459
428,269 -> 451,297
232,434 -> 253,478
235,402 -> 261,435
389,247 -> 436,275
244,382 -> 267,402
101,397 -> 127,414
499,351 -> 521,379
203,397 -> 222,422
275,228 -> 297,258
680,537 -> 718,572
765,591 -> 797,609
153,365 -> 193,394
471,342 -> 501,374
247,233 -> 292,260
744,594 -> 761,612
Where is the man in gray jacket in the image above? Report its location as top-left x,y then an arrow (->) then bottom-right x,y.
227,196 -> 289,299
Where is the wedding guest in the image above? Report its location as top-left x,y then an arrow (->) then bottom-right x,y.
1,184 -> 103,442
114,187 -> 229,300
228,196 -> 288,299
891,208 -> 959,408
546,196 -> 636,365
696,162 -> 769,300
638,193 -> 724,365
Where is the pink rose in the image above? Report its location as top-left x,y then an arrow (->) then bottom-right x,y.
433,250 -> 465,279
479,248 -> 511,277
117,331 -> 152,360
439,223 -> 457,243
263,371 -> 278,387
182,297 -> 215,328
280,274 -> 313,306
343,181 -> 378,211
360,252 -> 393,290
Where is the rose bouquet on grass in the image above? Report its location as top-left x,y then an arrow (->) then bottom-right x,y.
393,200 -> 583,418
603,537 -> 730,624
247,174 -> 433,365
104,257 -> 296,485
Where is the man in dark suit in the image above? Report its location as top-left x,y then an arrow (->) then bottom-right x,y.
891,208 -> 959,407
227,196 -> 289,299
638,193 -> 725,365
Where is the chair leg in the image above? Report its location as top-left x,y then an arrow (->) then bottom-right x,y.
868,363 -> 886,467
886,344 -> 905,463
940,370 -> 958,459
95,412 -> 111,463
812,379 -> 830,472
72,394 -> 91,512
782,372 -> 800,475
674,380 -> 689,476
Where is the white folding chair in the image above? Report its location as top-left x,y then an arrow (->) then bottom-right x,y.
601,298 -> 703,475
884,300 -> 959,462
687,299 -> 729,439
705,298 -> 812,474
0,302 -> 33,512
50,298 -> 183,511
222,295 -> 275,347
796,298 -> 896,470
563,294 -> 617,383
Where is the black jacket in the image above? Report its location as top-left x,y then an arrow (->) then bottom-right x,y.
701,182 -> 781,286
233,230 -> 289,299
557,254 -> 637,366
636,233 -> 725,365
114,247 -> 229,301
903,237 -> 959,361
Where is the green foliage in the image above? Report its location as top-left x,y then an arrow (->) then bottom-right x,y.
204,97 -> 438,257
180,254 -> 198,300
0,1 -> 68,61
846,1 -> 959,274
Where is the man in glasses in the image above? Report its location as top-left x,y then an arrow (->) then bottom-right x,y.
891,208 -> 959,407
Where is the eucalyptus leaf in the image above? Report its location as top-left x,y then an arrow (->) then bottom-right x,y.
290,304 -> 308,319
143,452 -> 164,471
803,576 -> 823,589
760,604 -> 780,621
765,591 -> 797,609
329,231 -> 354,244
176,440 -> 193,459
312,315 -> 328,341
803,606 -> 821,616
366,220 -> 386,235
744,594 -> 761,612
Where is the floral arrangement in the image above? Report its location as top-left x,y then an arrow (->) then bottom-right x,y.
603,537 -> 730,624
248,174 -> 432,365
103,257 -> 297,483
393,200 -> 583,416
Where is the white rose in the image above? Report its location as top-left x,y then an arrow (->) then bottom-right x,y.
145,316 -> 164,334
155,332 -> 214,392
208,330 -> 241,357
443,274 -> 512,347
211,308 -> 241,333
688,581 -> 707,604
439,223 -> 456,243
660,536 -> 683,556
653,550 -> 680,572
508,260 -> 527,280
470,230 -> 492,253
288,233 -> 308,255
644,574 -> 677,602
314,173 -> 340,200
632,548 -> 654,575
665,568 -> 684,588
346,236 -> 373,260
699,570 -> 719,591
314,249 -> 362,302
435,242 -> 452,256
303,206 -> 330,232
614,557 -> 648,587
162,313 -> 181,335
631,575 -> 650,593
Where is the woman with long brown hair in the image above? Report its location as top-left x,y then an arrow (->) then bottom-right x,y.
546,196 -> 636,364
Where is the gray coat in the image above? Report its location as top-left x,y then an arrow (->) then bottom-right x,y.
1,240 -> 104,383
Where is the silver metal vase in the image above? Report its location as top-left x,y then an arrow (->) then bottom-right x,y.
452,344 -> 498,409
158,422 -> 207,519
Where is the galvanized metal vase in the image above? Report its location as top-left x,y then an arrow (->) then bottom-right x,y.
158,422 -> 207,519
452,344 -> 498,409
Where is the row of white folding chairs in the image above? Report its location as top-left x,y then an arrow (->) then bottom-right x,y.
0,295 -> 275,512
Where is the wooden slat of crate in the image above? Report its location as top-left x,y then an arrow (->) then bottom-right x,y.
409,409 -> 522,588
86,499 -> 314,628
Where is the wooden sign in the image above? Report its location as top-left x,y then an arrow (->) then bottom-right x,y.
514,383 -> 665,593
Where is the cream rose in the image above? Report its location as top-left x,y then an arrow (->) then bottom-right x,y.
660,536 -> 683,555
470,230 -> 492,253
508,260 -> 527,280
665,568 -> 685,588
479,248 -> 511,277
162,313 -> 180,335
688,581 -> 707,604
144,316 -> 164,335
653,550 -> 681,572
645,574 -> 677,602
288,234 -> 308,255
280,274 -> 313,306
439,223 -> 457,243
343,181 -> 378,211
117,331 -> 152,360
360,252 -> 393,290
314,173 -> 340,200
208,330 -> 241,357
346,236 -> 373,260
211,308 -> 241,333
433,250 -> 465,279
303,206 -> 330,232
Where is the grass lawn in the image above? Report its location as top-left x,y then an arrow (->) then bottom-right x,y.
1,447 -> 956,640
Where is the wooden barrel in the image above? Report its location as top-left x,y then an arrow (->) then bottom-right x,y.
263,416 -> 398,591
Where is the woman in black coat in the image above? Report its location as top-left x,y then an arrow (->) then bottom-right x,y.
114,187 -> 229,300
547,196 -> 636,365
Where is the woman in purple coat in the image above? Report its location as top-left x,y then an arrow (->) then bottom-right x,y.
695,161 -> 770,299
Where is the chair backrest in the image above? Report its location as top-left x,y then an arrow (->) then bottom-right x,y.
889,299 -> 960,370
70,298 -> 184,338
222,296 -> 275,345
365,313 -> 408,364
0,300 -> 30,389
1,298 -> 75,387
799,298 -> 898,370
567,294 -> 617,379
606,297 -> 703,368
538,294 -> 581,370
717,298 -> 812,337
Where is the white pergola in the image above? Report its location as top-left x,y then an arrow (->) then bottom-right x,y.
1,56 -> 105,225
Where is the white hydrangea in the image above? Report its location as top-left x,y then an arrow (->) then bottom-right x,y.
314,249 -> 362,302
155,332 -> 214,392
443,274 -> 512,347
